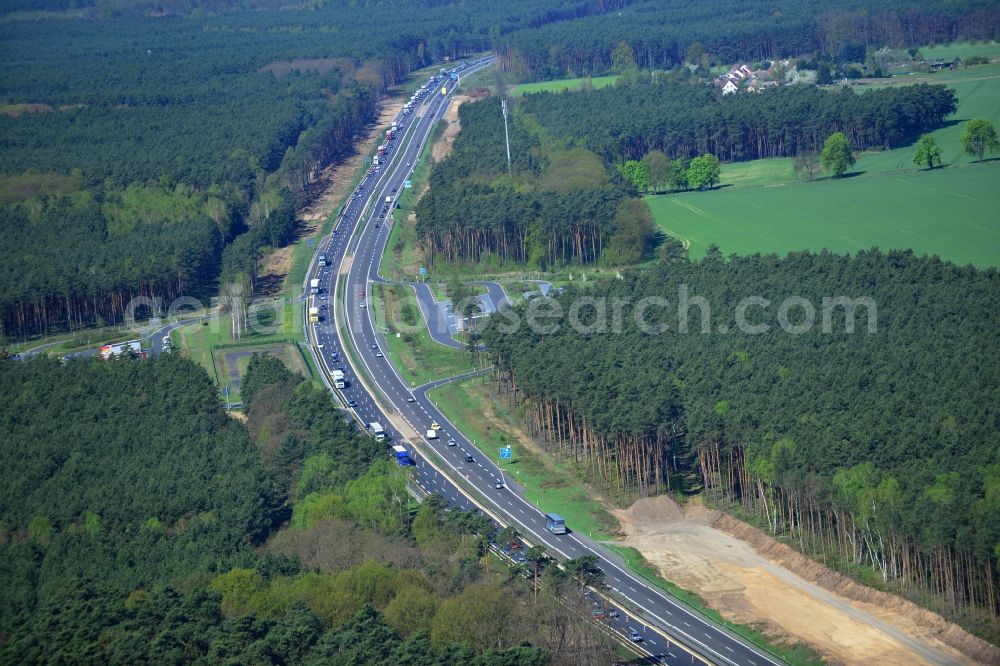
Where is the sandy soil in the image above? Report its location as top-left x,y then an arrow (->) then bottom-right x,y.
614,496 -> 996,665
298,98 -> 405,226
258,98 -> 406,296
431,94 -> 467,162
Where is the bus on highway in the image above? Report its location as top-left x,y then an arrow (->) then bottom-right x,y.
545,513 -> 566,535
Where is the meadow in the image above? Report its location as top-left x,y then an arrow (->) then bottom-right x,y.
651,54 -> 1000,268
647,165 -> 1000,267
512,75 -> 618,96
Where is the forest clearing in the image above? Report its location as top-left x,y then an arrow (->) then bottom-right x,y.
512,75 -> 618,96
615,496 -> 999,665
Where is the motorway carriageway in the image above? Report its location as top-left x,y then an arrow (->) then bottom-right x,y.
305,57 -> 780,666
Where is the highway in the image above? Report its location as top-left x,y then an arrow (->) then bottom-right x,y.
306,58 -> 782,666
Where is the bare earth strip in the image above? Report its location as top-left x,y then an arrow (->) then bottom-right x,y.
298,97 -> 405,227
260,97 -> 406,290
614,496 -> 999,665
431,93 -> 470,162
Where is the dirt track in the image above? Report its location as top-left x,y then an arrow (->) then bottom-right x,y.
264,97 -> 406,296
614,496 -> 997,665
431,93 -> 470,162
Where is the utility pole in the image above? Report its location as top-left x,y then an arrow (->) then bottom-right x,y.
501,99 -> 512,178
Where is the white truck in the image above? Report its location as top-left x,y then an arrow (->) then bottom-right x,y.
100,340 -> 142,360
371,422 -> 386,442
426,429 -> 438,440
310,278 -> 320,294
332,369 -> 345,389
385,196 -> 392,205
308,306 -> 319,323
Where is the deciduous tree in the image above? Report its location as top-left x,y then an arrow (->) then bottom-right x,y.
912,134 -> 942,169
642,150 -> 671,193
687,153 -> 721,190
617,159 -> 649,191
793,150 -> 820,181
820,132 -> 855,177
960,119 -> 1000,162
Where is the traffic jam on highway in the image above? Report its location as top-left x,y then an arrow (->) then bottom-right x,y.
304,57 -> 770,666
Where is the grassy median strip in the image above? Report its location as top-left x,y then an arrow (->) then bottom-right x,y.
380,116 -> 441,281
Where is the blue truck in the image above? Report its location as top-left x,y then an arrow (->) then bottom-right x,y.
393,444 -> 411,466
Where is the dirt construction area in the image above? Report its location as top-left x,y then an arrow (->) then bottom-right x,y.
613,496 -> 999,665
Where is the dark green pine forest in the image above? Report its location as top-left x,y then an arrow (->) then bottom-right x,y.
0,0 -> 621,339
0,353 -> 620,664
518,82 -> 957,162
497,0 -> 1000,80
482,248 -> 1000,640
416,98 -> 650,269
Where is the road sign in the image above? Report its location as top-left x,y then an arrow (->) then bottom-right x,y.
500,446 -> 512,459
404,179 -> 412,188
419,267 -> 428,276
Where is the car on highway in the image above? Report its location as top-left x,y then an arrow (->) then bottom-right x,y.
628,628 -> 643,642
407,396 -> 415,402
447,438 -> 457,446
347,400 -> 357,407
376,352 -> 384,358
371,344 -> 377,349
431,422 -> 441,430
464,454 -> 474,463
493,480 -> 504,489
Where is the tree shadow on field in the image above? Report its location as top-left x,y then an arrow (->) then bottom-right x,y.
822,171 -> 867,181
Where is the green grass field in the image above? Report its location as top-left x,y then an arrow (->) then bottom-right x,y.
917,40 -> 1000,62
648,164 -> 1000,267
512,75 -> 618,96
855,71 -> 1000,172
176,301 -> 309,389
